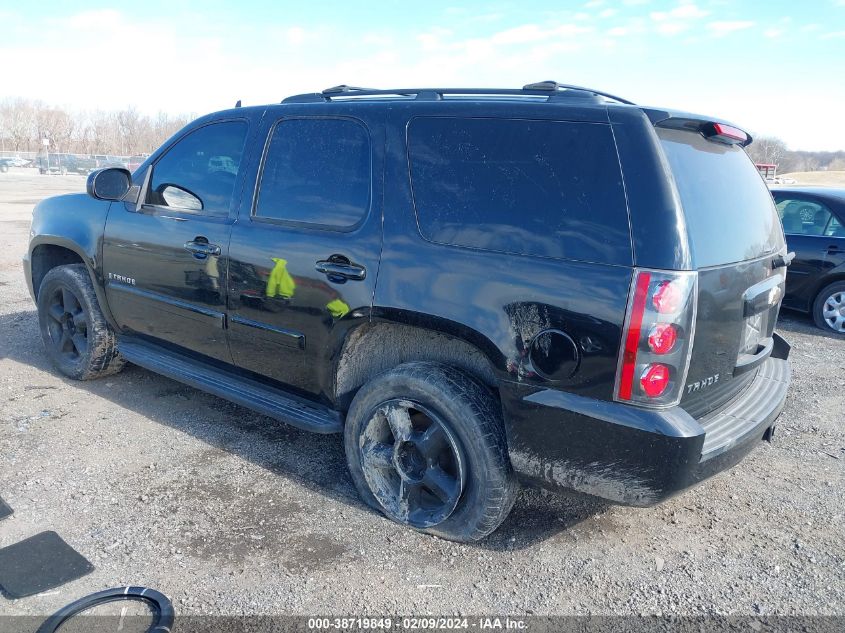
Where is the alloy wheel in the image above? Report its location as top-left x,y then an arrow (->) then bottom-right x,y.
358,400 -> 466,528
822,291 -> 845,333
45,285 -> 89,361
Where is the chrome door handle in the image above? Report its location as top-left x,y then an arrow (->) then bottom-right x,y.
315,260 -> 366,281
184,240 -> 221,257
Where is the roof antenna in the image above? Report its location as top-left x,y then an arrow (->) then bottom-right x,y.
235,99 -> 242,108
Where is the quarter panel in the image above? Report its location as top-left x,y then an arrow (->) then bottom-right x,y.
377,110 -> 631,402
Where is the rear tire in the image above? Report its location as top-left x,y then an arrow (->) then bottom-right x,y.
812,281 -> 845,335
344,362 -> 518,542
37,264 -> 126,380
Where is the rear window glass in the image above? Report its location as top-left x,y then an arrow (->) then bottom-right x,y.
407,117 -> 631,265
657,128 -> 782,267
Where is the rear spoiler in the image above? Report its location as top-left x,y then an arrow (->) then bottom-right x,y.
643,108 -> 753,147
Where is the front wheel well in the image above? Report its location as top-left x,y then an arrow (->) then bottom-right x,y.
30,244 -> 85,298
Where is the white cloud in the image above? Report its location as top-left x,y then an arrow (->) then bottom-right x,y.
489,23 -> 592,45
707,20 -> 756,36
651,3 -> 709,21
820,30 -> 845,38
650,2 -> 709,35
599,8 -> 618,18
1,6 -> 843,151
763,28 -> 783,38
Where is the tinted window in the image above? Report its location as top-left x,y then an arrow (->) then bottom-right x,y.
407,117 -> 631,264
826,214 -> 845,238
147,120 -> 247,216
254,118 -> 370,228
775,198 -> 833,236
657,128 -> 782,267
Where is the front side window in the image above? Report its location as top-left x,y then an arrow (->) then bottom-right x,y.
254,118 -> 371,228
146,120 -> 248,216
776,198 -> 833,236
407,117 -> 631,265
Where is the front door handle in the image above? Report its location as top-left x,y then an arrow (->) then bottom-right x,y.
184,239 -> 221,258
315,259 -> 366,281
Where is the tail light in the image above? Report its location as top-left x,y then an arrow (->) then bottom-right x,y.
615,268 -> 698,408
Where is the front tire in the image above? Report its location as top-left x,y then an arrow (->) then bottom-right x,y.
344,362 -> 517,542
812,281 -> 845,335
37,264 -> 126,380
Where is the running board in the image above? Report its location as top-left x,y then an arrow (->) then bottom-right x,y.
118,338 -> 343,434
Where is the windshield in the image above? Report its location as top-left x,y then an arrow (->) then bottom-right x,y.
658,127 -> 783,267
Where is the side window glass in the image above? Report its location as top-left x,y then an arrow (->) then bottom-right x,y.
777,199 -> 831,236
146,120 -> 248,216
407,117 -> 630,264
254,118 -> 371,228
826,215 -> 845,238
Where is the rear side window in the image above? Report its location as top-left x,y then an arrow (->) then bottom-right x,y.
254,118 -> 371,229
407,117 -> 631,265
657,127 -> 782,267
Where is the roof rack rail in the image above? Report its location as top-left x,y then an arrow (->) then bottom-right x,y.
321,85 -> 375,95
521,80 -> 635,105
281,82 -> 635,105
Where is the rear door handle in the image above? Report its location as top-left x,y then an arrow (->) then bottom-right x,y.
184,240 -> 221,258
315,260 -> 366,281
827,245 -> 844,255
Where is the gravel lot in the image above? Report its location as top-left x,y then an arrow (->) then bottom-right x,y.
0,169 -> 843,618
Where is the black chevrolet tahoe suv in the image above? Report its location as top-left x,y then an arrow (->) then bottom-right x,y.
24,82 -> 792,541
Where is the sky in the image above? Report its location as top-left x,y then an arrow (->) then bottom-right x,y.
1,0 -> 844,151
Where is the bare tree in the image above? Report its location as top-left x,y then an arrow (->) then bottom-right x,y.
745,136 -> 788,167
0,98 -> 37,151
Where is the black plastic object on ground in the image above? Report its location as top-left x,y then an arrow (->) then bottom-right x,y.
0,531 -> 93,599
0,496 -> 11,521
35,586 -> 174,633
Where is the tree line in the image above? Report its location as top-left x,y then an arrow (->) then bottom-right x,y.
744,136 -> 845,174
0,98 -> 194,157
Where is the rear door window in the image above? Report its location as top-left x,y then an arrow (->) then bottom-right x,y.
407,117 -> 631,265
657,127 -> 782,267
254,118 -> 371,229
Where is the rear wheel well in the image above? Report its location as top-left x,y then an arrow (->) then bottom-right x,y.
334,323 -> 499,408
31,245 -> 85,298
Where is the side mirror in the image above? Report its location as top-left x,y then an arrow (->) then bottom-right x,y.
87,168 -> 132,201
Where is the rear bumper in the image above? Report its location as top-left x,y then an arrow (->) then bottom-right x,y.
503,344 -> 791,506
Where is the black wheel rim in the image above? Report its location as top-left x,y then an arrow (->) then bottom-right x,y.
45,285 -> 89,361
359,399 -> 466,528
